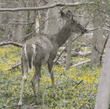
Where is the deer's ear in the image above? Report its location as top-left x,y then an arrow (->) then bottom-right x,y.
66,10 -> 73,20
60,10 -> 73,21
60,10 -> 66,19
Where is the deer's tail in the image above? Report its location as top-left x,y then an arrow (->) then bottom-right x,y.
24,44 -> 36,72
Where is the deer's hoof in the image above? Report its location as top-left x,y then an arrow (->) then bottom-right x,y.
18,101 -> 22,109
53,92 -> 57,98
35,97 -> 38,105
18,105 -> 22,109
36,91 -> 39,95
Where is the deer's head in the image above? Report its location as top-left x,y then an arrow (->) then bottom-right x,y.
61,10 -> 87,34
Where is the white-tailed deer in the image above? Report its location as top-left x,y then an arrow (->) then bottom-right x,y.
18,10 -> 87,108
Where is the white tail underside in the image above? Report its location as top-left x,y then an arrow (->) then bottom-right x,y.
24,44 -> 36,72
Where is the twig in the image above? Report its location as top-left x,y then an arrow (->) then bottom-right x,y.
5,62 -> 21,71
86,24 -> 104,32
75,80 -> 83,88
0,41 -> 22,47
84,6 -> 103,28
62,75 -> 83,88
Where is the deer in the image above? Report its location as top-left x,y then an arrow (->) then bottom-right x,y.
18,10 -> 87,108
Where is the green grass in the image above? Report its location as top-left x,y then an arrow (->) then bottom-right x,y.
0,46 -> 101,109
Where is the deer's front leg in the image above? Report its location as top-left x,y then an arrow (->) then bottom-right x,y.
48,61 -> 57,96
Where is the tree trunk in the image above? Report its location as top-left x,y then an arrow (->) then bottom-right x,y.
44,0 -> 59,34
91,14 -> 104,67
64,0 -> 74,70
2,1 -> 9,41
95,2 -> 110,109
13,11 -> 22,42
65,35 -> 72,70
95,32 -> 110,109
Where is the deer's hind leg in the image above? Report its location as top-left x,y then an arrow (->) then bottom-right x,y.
31,64 -> 41,104
18,56 -> 28,108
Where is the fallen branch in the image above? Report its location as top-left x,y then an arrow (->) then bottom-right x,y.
62,51 -> 91,57
0,2 -> 96,12
76,51 -> 91,56
5,62 -> 21,71
0,41 -> 22,47
9,21 -> 35,25
71,59 -> 91,68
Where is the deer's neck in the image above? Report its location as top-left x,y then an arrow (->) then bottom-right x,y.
55,23 -> 72,48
